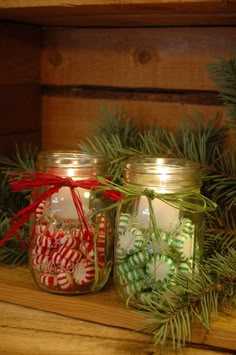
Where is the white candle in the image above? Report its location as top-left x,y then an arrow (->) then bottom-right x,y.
49,169 -> 90,220
50,187 -> 90,220
135,196 -> 179,231
135,168 -> 179,231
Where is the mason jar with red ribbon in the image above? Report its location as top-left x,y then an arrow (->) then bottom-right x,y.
1,150 -> 120,294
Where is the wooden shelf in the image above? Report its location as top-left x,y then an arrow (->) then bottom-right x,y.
0,265 -> 235,352
0,1 -> 236,27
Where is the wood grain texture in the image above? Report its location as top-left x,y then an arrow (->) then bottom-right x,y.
0,85 -> 41,133
0,132 -> 40,155
0,22 -> 40,85
0,0 -> 236,26
1,302 -> 234,355
41,27 -> 236,91
0,266 -> 235,353
41,96 -> 227,150
0,22 -> 41,154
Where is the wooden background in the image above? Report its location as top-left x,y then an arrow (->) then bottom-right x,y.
41,26 -> 235,150
0,22 -> 41,155
0,22 -> 236,154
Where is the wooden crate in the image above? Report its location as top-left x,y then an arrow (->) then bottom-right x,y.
0,2 -> 235,353
0,1 -> 236,153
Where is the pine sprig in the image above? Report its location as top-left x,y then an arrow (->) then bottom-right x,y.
136,267 -> 219,350
0,144 -> 39,264
136,251 -> 236,350
208,55 -> 236,144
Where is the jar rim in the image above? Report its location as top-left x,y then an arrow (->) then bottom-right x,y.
37,150 -> 107,169
125,157 -> 200,174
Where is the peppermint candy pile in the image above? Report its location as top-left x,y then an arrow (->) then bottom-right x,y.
31,201 -> 110,293
116,212 -> 198,305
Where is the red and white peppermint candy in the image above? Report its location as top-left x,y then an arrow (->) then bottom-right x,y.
79,239 -> 105,266
31,254 -> 50,271
96,214 -> 112,234
58,246 -> 82,264
35,200 -> 48,221
44,224 -> 57,239
40,272 -> 58,287
71,227 -> 82,240
59,233 -> 77,248
79,241 -> 94,259
73,259 -> 95,285
80,228 -> 94,242
57,271 -> 74,290
32,246 -> 51,256
49,250 -> 73,270
35,235 -> 55,248
52,230 -> 65,246
35,223 -> 47,235
96,233 -> 106,256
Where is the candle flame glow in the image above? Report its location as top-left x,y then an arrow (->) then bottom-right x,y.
67,168 -> 74,177
160,171 -> 167,187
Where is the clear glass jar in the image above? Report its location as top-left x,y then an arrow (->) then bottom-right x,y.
114,157 -> 205,306
29,151 -> 113,294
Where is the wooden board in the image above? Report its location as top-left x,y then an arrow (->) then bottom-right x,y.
0,301 -> 235,355
0,265 -> 235,352
0,22 -> 41,154
41,96 -> 228,150
41,27 -> 236,91
0,1 -> 236,26
0,22 -> 40,85
40,26 -> 234,150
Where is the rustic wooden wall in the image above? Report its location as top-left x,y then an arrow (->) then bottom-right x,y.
41,26 -> 236,150
0,22 -> 41,155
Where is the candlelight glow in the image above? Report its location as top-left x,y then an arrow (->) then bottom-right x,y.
160,171 -> 167,187
67,168 -> 74,177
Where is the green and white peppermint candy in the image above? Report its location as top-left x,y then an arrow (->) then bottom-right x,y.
146,254 -> 176,283
119,268 -> 145,286
127,250 -> 149,269
173,218 -> 195,259
116,246 -> 128,264
178,260 -> 193,273
123,280 -> 143,296
117,261 -> 134,275
118,213 -> 130,234
147,231 -> 171,255
119,227 -> 144,255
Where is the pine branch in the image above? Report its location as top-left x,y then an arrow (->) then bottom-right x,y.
136,268 -> 219,350
0,216 -> 28,265
0,144 -> 39,265
204,207 -> 236,255
208,55 -> 236,144
136,251 -> 236,350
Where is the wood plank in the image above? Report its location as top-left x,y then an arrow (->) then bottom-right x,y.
0,22 -> 41,154
41,96 -> 228,150
0,266 -> 235,352
0,85 -> 41,133
0,22 -> 40,85
0,1 -> 236,26
0,132 -> 40,155
41,27 -> 236,91
0,302 -> 234,355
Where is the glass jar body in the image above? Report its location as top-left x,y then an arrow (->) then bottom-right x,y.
29,151 -> 113,294
114,157 -> 205,306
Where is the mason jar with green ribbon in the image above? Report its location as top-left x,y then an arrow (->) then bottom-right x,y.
100,157 -> 217,307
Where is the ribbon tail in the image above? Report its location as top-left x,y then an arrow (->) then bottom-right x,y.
0,186 -> 61,249
0,212 -> 31,250
70,188 -> 90,232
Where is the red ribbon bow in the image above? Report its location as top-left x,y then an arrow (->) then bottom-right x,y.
0,171 -> 121,250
